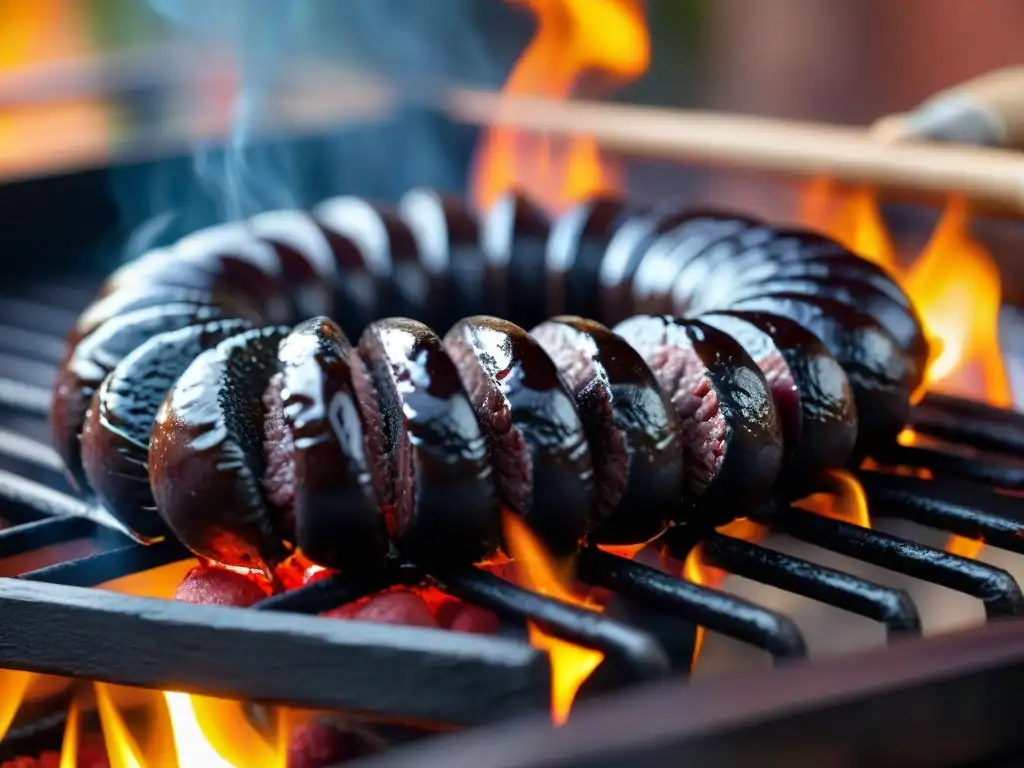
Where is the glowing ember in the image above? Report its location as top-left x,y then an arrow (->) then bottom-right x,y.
471,0 -> 648,214
502,511 -> 603,725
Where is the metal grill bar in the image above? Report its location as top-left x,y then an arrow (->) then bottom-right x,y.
860,471 -> 1024,554
0,578 -> 552,726
0,517 -> 97,559
766,505 -> 1024,618
911,401 -> 1024,456
577,548 -> 808,660
19,539 -> 189,586
697,533 -> 922,637
873,442 -> 1024,489
435,565 -> 672,684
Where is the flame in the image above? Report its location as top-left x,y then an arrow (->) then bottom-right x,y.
904,197 -> 1011,406
803,182 -> 1009,561
801,184 -> 1010,407
502,511 -> 604,725
793,470 -> 872,528
0,669 -> 34,741
59,698 -> 81,768
471,0 -> 649,214
681,517 -> 769,666
95,684 -> 148,768
164,692 -> 283,768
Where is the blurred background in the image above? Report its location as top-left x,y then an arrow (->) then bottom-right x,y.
1,0 -> 1023,274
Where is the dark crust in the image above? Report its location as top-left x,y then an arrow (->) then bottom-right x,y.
277,317 -> 389,572
481,191 -> 551,329
532,316 -> 682,544
725,277 -> 927,390
700,310 -> 858,494
728,293 -> 912,458
398,188 -> 482,329
614,315 -> 784,525
68,285 -> 260,350
80,318 -> 253,540
544,196 -> 624,319
51,302 -> 224,495
149,325 -> 292,576
597,205 -> 723,325
444,316 -> 595,556
359,318 -> 500,565
634,215 -> 768,317
247,210 -> 337,319
99,245 -> 290,324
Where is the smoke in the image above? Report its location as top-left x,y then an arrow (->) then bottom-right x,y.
110,0 -> 530,258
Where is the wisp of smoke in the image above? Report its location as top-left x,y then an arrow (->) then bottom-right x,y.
109,0 -> 530,260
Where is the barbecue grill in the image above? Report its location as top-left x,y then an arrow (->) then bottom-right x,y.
3,233 -> 1024,766
5,9 -> 1024,759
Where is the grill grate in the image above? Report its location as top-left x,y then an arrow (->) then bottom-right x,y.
2,280 -> 1024,733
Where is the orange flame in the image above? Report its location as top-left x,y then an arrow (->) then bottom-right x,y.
0,563 -> 290,768
471,0 -> 649,214
793,469 -> 872,528
0,669 -> 34,742
502,511 -> 604,725
905,197 -> 1011,407
803,182 -> 1007,562
801,183 -> 1010,408
681,517 -> 768,666
58,697 -> 81,768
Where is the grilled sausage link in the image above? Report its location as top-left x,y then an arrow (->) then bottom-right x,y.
52,189 -> 926,576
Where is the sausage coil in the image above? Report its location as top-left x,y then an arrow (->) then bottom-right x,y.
51,189 -> 928,577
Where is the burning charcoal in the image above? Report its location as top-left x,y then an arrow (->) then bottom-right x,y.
432,596 -> 501,634
150,326 -> 292,576
614,315 -> 784,524
323,591 -> 438,628
269,318 -> 388,573
446,603 -> 501,635
1,736 -> 109,768
444,316 -> 597,555
51,303 -> 227,494
80,319 -> 253,540
531,316 -> 683,543
287,720 -> 383,768
174,565 -> 271,607
357,318 -> 501,565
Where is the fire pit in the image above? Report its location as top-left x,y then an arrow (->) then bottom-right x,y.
4,2 -> 1024,767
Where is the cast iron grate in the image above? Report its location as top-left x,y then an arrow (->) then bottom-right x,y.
1,280 -> 1024,734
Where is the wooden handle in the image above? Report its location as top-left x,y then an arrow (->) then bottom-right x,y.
447,89 -> 1024,217
870,67 -> 1024,150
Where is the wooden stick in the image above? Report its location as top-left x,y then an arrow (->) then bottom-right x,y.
445,89 -> 1024,217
